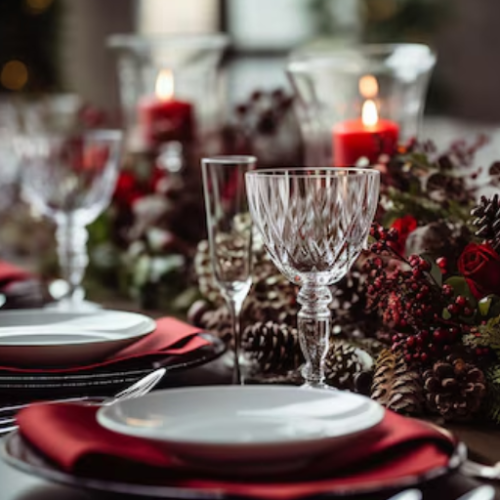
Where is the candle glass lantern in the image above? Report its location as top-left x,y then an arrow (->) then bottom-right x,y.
287,44 -> 436,167
106,34 -> 229,309
108,34 -> 229,158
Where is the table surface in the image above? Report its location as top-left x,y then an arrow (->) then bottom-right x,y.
0,352 -> 498,500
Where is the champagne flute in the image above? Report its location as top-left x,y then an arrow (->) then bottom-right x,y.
201,156 -> 256,384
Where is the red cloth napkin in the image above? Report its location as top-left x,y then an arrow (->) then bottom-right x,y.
17,403 -> 456,500
0,261 -> 31,287
0,317 -> 210,373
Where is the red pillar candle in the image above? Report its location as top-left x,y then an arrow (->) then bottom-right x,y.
138,70 -> 195,150
332,99 -> 399,167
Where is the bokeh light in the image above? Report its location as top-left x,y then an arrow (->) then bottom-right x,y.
0,60 -> 29,90
25,0 -> 53,14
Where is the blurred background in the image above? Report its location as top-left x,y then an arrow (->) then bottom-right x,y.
1,0 -> 499,122
1,0 -> 500,308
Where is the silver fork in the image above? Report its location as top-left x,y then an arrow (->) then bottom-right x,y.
0,367 -> 166,434
461,459 -> 500,480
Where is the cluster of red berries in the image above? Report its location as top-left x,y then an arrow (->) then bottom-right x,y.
366,223 -> 473,364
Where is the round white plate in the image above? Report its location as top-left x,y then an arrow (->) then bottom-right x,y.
0,309 -> 156,367
97,386 -> 385,473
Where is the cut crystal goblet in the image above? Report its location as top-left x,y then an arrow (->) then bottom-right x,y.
246,168 -> 380,388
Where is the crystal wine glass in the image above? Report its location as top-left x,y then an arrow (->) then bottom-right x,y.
246,168 -> 380,388
18,130 -> 123,309
201,156 -> 256,385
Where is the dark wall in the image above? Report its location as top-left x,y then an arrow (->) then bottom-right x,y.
435,0 -> 500,122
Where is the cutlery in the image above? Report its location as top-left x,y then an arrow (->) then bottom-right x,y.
455,485 -> 496,500
0,367 -> 166,434
386,489 -> 422,500
461,459 -> 500,480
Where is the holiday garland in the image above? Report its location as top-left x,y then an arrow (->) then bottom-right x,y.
187,136 -> 500,424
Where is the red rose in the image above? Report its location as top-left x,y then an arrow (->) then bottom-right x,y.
390,215 -> 418,255
114,171 -> 145,207
457,243 -> 500,299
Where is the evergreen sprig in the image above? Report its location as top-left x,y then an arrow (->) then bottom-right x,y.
486,365 -> 500,424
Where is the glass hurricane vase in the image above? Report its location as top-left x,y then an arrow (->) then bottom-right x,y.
287,44 -> 436,167
246,168 -> 380,387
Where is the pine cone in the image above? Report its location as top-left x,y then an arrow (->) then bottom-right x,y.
198,306 -> 232,343
242,321 -> 303,374
471,194 -> 500,251
187,299 -> 212,327
194,240 -> 223,305
423,356 -> 486,421
324,340 -> 363,390
349,337 -> 386,359
331,269 -> 367,315
371,349 -> 424,415
243,253 -> 298,326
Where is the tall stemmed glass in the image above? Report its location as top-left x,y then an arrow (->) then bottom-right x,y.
201,156 -> 256,385
18,130 -> 123,309
246,168 -> 380,388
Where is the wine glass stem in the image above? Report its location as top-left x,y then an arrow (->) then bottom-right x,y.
56,216 -> 89,305
297,283 -> 332,388
228,299 -> 243,385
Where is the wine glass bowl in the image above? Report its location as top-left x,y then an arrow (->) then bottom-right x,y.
18,130 -> 123,309
20,131 -> 121,226
246,168 -> 380,388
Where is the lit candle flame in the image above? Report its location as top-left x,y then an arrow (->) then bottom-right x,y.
362,99 -> 378,127
155,69 -> 174,101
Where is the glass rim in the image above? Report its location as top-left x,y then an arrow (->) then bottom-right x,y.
287,43 -> 436,73
202,155 -> 257,166
107,33 -> 229,51
245,167 -> 380,178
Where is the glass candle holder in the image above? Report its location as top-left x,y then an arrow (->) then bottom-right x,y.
287,44 -> 436,167
108,34 -> 229,157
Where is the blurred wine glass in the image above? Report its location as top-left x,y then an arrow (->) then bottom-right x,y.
17,129 -> 122,309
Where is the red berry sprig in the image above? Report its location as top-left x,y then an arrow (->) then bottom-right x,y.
366,223 -> 471,364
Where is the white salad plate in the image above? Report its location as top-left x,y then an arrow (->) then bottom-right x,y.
97,385 -> 385,474
0,309 -> 156,367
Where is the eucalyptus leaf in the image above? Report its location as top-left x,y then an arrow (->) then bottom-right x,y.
479,295 -> 500,319
445,276 -> 477,308
422,253 -> 442,287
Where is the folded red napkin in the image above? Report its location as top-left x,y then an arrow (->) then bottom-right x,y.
0,261 -> 31,287
17,403 -> 456,500
0,317 -> 210,373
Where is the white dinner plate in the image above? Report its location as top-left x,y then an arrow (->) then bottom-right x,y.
97,386 -> 385,474
0,309 -> 156,367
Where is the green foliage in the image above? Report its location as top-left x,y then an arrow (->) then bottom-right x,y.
422,253 -> 442,287
445,276 -> 477,308
479,295 -> 500,320
485,364 -> 500,424
464,317 -> 500,358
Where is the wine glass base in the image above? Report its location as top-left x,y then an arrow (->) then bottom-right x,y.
300,381 -> 336,390
221,350 -> 254,384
